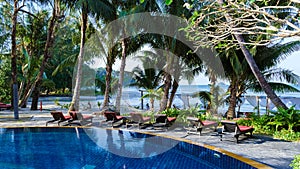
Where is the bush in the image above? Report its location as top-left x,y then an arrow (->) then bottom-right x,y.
160,108 -> 181,117
273,129 -> 300,142
290,154 -> 300,169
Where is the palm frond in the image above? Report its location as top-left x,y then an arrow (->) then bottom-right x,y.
249,82 -> 300,93
263,68 -> 300,84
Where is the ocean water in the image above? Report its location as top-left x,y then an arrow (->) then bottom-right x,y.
37,84 -> 300,114
109,84 -> 300,114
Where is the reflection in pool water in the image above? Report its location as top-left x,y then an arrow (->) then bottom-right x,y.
0,127 -> 258,169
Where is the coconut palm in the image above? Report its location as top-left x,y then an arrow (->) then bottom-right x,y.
68,0 -> 116,111
222,41 -> 300,118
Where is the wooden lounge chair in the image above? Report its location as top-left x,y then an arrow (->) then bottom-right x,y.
153,114 -> 176,130
220,120 -> 254,143
184,117 -> 218,136
46,111 -> 71,126
126,112 -> 151,129
103,111 -> 124,127
68,111 -> 93,126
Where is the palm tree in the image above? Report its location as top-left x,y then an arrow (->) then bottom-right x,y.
222,41 -> 300,118
130,56 -> 164,111
11,0 -> 21,118
215,0 -> 289,110
69,0 -> 116,111
141,88 -> 163,111
30,0 -> 63,110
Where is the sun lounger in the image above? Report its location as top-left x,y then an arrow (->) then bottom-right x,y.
153,114 -> 176,130
0,102 -> 11,110
220,120 -> 254,143
103,111 -> 124,127
184,117 -> 218,136
126,112 -> 151,129
68,111 -> 93,126
46,111 -> 71,126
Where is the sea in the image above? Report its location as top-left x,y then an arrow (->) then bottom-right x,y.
36,84 -> 300,115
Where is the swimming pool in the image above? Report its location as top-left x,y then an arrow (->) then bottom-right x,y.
0,127 -> 266,169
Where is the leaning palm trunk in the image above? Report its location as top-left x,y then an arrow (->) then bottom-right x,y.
234,35 -> 287,109
69,8 -> 88,111
115,38 -> 127,113
30,0 -> 61,110
217,0 -> 287,110
19,83 -> 35,108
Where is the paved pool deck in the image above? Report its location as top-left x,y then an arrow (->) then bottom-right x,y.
0,109 -> 299,169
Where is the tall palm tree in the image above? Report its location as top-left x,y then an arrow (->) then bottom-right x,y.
222,41 -> 300,118
69,0 -> 116,111
11,0 -> 21,118
30,0 -> 63,110
215,0 -> 289,110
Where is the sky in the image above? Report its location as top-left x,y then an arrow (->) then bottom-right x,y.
90,49 -> 300,86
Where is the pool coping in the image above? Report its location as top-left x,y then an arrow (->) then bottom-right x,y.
0,126 -> 273,169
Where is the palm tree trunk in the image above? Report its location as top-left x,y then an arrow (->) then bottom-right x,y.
226,80 -> 238,119
115,38 -> 126,113
160,73 -> 171,111
19,82 -> 34,108
235,35 -> 288,109
150,98 -> 154,111
102,52 -> 113,110
167,78 -> 178,109
31,0 -> 61,110
69,6 -> 87,111
207,72 -> 216,116
218,0 -> 287,110
11,0 -> 20,119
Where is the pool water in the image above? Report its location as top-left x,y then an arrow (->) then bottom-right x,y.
0,128 -> 256,169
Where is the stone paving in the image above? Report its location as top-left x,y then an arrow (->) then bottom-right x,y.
0,108 -> 299,169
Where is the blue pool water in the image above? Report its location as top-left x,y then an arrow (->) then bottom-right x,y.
0,128 -> 257,169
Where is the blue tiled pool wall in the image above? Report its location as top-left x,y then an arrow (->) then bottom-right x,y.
0,128 -> 258,169
175,142 -> 257,169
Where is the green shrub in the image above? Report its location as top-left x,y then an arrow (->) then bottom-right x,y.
268,106 -> 300,132
160,108 -> 181,117
251,114 -> 273,134
274,129 -> 300,142
290,154 -> 300,169
236,118 -> 252,126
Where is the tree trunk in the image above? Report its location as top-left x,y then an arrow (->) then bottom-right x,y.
150,98 -> 154,112
19,82 -> 34,108
207,72 -> 216,116
235,35 -> 288,109
226,79 -> 238,119
102,53 -> 113,110
167,57 -> 180,109
167,78 -> 178,109
218,0 -> 288,110
30,84 -> 40,110
31,0 -> 60,110
115,38 -> 126,113
69,6 -> 87,111
160,73 -> 171,111
11,0 -> 19,119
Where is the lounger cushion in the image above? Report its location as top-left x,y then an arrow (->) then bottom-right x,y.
167,117 -> 176,122
202,121 -> 217,126
239,126 -> 253,132
116,116 -> 123,120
